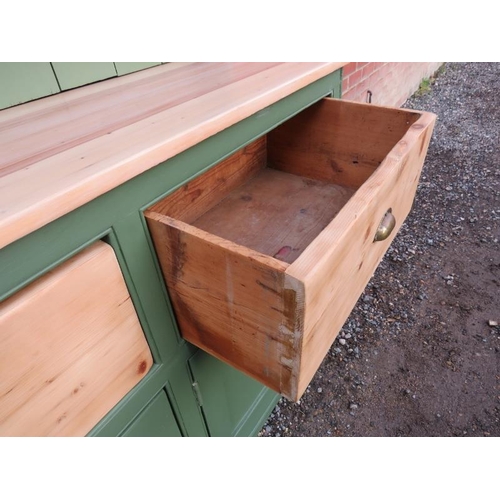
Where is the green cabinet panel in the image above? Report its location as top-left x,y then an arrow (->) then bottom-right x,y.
0,63 -> 60,110
52,62 -> 117,91
189,351 -> 279,437
122,390 -> 181,437
115,62 -> 161,76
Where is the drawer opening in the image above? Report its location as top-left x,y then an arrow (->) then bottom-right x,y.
149,98 -> 421,265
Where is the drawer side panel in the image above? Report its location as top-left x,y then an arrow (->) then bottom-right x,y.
288,114 -> 436,397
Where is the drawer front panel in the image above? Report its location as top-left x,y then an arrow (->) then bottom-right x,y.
0,241 -> 153,436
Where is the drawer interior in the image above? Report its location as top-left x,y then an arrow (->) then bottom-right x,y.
151,98 -> 421,264
193,168 -> 355,264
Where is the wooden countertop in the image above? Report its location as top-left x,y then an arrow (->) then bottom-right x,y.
0,62 -> 345,250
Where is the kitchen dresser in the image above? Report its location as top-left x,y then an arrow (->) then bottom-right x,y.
0,63 -> 435,436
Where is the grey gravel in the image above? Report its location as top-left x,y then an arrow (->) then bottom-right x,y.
259,63 -> 500,437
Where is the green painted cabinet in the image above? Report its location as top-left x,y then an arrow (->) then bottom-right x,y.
0,63 -> 60,109
115,62 -> 161,76
122,391 -> 182,437
0,63 -> 167,110
52,62 -> 118,91
189,351 -> 278,437
0,67 -> 343,436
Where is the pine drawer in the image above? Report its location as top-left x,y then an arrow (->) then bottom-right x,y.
0,241 -> 153,435
145,98 -> 435,401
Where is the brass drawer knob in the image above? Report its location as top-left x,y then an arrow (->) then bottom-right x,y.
374,208 -> 396,242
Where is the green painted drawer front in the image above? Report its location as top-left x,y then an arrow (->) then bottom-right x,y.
189,351 -> 279,437
122,390 -> 181,437
52,62 -> 117,91
0,63 -> 60,109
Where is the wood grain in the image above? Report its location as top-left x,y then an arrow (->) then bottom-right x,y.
268,98 -> 421,189
0,241 -> 153,436
145,97 -> 436,401
287,108 -> 436,397
0,63 -> 278,178
193,168 -> 355,264
145,212 -> 303,398
152,136 -> 267,223
0,62 -> 345,250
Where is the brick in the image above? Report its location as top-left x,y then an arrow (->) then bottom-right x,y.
342,88 -> 357,101
348,69 -> 363,88
361,62 -> 376,80
342,62 -> 444,108
342,62 -> 356,77
342,77 -> 349,93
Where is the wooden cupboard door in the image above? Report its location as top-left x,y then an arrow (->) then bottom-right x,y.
0,241 -> 153,436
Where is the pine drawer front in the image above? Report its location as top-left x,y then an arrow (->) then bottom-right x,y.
145,98 -> 436,401
0,241 -> 153,436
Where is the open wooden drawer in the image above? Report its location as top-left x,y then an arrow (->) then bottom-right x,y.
145,98 -> 436,401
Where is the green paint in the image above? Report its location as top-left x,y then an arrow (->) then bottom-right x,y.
0,62 -> 168,110
121,390 -> 182,437
188,350 -> 280,436
52,62 -> 117,90
165,360 -> 209,437
333,68 -> 343,98
0,69 -> 341,436
115,62 -> 161,76
0,63 -> 60,110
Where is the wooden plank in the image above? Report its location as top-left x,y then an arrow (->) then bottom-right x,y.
52,62 -> 117,90
268,98 -> 421,189
193,168 -> 356,264
145,100 -> 435,401
287,110 -> 436,397
0,62 -> 345,250
0,241 -> 153,436
0,63 -> 60,110
152,136 -> 267,223
0,63 -> 278,178
115,62 -> 162,76
145,212 -> 303,398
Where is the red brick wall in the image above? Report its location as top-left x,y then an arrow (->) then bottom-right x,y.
342,62 -> 443,107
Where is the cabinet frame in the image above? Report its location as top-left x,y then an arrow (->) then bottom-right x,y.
0,70 -> 342,436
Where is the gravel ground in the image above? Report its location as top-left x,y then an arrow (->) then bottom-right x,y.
260,62 -> 500,437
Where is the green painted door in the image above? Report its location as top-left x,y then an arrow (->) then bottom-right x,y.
188,351 -> 279,437
122,390 -> 181,437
